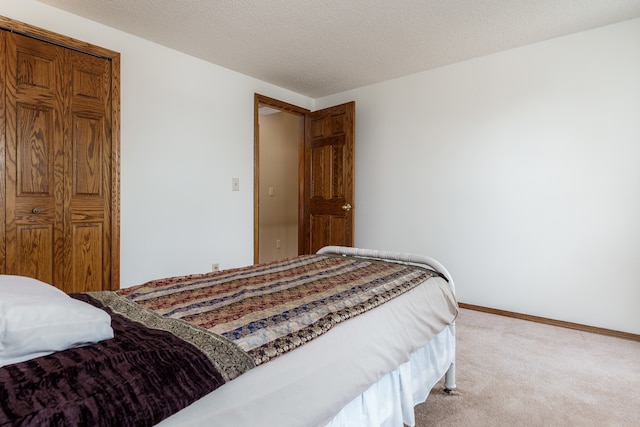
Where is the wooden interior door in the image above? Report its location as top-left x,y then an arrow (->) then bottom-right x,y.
2,29 -> 116,293
302,102 -> 355,254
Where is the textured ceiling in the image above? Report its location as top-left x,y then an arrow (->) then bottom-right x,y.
37,0 -> 640,97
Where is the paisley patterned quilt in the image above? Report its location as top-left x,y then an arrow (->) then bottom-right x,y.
105,254 -> 442,366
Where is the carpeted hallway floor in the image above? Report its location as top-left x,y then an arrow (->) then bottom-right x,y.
413,308 -> 640,426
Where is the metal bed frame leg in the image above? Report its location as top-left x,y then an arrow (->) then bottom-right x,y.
443,322 -> 456,394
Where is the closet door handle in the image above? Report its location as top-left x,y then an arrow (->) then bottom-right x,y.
32,208 -> 41,214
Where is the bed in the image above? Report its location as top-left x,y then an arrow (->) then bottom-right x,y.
0,246 -> 458,427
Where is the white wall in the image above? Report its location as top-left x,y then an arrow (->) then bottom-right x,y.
317,18 -> 640,334
3,0 -> 314,286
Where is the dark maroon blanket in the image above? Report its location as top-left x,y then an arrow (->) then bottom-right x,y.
0,294 -> 226,427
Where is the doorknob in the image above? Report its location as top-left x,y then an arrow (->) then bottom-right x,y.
32,208 -> 41,214
342,203 -> 352,212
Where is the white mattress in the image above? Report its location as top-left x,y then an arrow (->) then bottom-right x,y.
157,276 -> 457,427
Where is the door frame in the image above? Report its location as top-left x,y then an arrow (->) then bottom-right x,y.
0,16 -> 121,289
253,94 -> 309,264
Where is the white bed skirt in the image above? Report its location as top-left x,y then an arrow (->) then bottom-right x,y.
326,324 -> 455,427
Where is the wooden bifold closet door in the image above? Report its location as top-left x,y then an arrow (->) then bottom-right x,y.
0,27 -> 119,293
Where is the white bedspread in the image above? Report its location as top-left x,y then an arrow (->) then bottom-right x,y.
157,276 -> 457,427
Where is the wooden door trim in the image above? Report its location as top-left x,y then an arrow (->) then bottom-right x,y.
0,30 -> 5,271
253,94 -> 309,264
0,16 -> 121,290
0,17 -> 119,59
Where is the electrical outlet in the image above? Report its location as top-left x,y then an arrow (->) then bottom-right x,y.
276,239 -> 281,249
212,263 -> 219,272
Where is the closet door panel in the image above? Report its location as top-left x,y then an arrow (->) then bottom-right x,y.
16,224 -> 54,284
72,114 -> 103,195
70,223 -> 103,293
4,33 -> 65,285
66,49 -> 112,292
17,105 -> 56,194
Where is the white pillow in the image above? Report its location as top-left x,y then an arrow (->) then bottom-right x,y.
0,275 -> 114,368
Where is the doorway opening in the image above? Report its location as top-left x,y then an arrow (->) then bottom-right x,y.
254,95 -> 307,264
254,94 -> 355,264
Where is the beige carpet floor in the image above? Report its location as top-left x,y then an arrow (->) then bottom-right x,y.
413,308 -> 640,426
